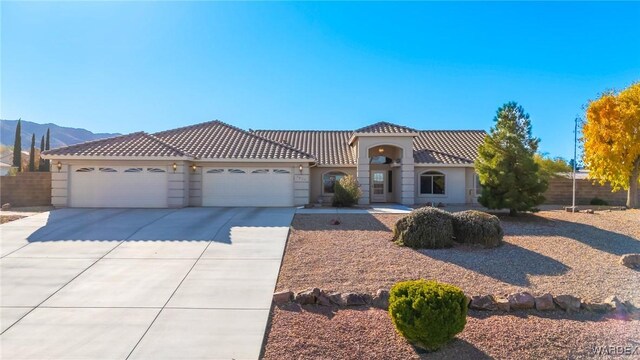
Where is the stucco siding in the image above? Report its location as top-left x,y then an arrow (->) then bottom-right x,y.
310,167 -> 357,204
414,166 -> 468,204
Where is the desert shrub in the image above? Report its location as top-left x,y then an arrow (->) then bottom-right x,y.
389,280 -> 467,351
590,197 -> 609,206
332,175 -> 361,207
392,207 -> 454,249
451,210 -> 503,248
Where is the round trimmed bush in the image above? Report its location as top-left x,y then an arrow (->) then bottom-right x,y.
451,210 -> 503,248
392,207 -> 454,249
389,280 -> 467,351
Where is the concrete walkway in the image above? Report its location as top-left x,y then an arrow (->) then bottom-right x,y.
0,207 -> 295,360
296,203 -> 412,214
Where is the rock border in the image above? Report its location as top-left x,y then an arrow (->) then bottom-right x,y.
273,289 -> 639,319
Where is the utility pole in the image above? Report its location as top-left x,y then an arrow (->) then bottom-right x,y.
572,116 -> 578,212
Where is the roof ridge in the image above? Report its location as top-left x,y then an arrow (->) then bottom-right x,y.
153,119 -> 223,136
142,132 -> 194,158
252,129 -> 353,133
42,131 -> 145,155
246,128 -> 316,160
354,121 -> 418,133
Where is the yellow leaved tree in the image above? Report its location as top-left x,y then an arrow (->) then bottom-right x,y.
583,82 -> 640,208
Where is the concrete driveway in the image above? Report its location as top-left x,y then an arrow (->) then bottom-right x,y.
0,207 -> 295,360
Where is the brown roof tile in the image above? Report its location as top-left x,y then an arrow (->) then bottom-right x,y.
43,132 -> 191,158
153,120 -> 313,160
413,131 -> 486,164
353,121 -> 418,134
252,130 -> 356,165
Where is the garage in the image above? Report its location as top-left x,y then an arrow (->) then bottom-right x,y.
202,167 -> 294,207
69,165 -> 168,208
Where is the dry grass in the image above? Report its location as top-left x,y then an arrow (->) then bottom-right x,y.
0,215 -> 26,224
276,209 -> 640,302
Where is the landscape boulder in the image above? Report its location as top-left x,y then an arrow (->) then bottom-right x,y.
495,297 -> 510,312
372,289 -> 390,309
508,292 -> 535,310
582,301 -> 612,313
534,293 -> 555,311
470,295 -> 497,311
605,296 -> 630,320
316,290 -> 333,306
295,288 -> 320,305
619,254 -> 640,269
340,292 -> 368,306
1,203 -> 11,210
273,290 -> 293,305
554,295 -> 582,313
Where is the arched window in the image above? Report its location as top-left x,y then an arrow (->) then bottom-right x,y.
322,171 -> 347,194
420,171 -> 445,195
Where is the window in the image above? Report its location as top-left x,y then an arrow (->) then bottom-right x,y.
388,170 -> 393,193
228,169 -> 246,174
323,171 -> 346,194
273,169 -> 291,174
99,167 -> 117,173
206,169 -> 224,174
474,174 -> 482,196
75,167 -> 94,172
147,168 -> 166,173
420,171 -> 445,195
251,169 -> 269,174
124,168 -> 143,173
370,155 -> 392,164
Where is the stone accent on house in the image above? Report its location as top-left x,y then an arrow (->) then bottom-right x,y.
0,172 -> 52,207
545,177 -> 639,206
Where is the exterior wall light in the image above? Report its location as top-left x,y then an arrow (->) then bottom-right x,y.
378,147 -> 385,153
56,161 -> 62,172
298,164 -> 303,173
172,163 -> 177,173
191,164 -> 197,172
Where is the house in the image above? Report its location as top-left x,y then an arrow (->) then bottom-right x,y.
42,120 -> 486,208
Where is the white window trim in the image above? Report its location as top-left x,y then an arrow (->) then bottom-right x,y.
321,171 -> 347,195
418,170 -> 447,197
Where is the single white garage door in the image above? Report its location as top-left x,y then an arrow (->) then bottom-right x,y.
69,166 -> 168,208
202,167 -> 294,207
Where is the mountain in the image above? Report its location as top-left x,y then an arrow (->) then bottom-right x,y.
0,119 -> 120,151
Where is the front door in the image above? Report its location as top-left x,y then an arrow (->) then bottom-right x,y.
371,171 -> 386,202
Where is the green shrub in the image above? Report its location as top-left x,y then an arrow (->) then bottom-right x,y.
389,279 -> 467,351
590,197 -> 609,206
451,210 -> 503,248
392,207 -> 454,249
332,175 -> 361,207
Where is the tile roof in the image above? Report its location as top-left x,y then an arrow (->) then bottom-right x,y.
42,132 -> 191,158
153,120 -> 313,160
413,131 -> 486,164
252,130 -> 356,165
353,121 -> 418,134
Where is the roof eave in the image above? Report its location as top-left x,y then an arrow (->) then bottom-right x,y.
348,132 -> 419,145
41,155 -> 194,161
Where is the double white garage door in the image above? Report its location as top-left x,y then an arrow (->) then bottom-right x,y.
69,165 -> 294,208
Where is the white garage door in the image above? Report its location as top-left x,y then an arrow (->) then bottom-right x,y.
202,167 -> 294,207
69,166 -> 168,208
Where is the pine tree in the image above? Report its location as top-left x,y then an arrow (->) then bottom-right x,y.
12,119 -> 22,171
475,102 -> 547,216
45,128 -> 51,171
39,135 -> 46,171
28,133 -> 36,172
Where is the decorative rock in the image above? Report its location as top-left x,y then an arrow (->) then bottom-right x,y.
470,295 -> 497,311
604,295 -> 630,320
582,301 -> 612,313
495,297 -> 510,311
273,290 -> 293,305
316,291 -> 333,306
535,293 -> 555,311
508,292 -> 535,310
554,295 -> 582,313
464,295 -> 472,307
295,288 -> 320,305
619,254 -> 640,269
1,203 -> 11,210
585,209 -> 595,214
328,292 -> 344,306
340,292 -> 367,306
372,289 -> 390,309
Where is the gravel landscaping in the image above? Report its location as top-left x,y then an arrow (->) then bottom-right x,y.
275,209 -> 640,303
263,305 -> 640,359
0,215 -> 26,224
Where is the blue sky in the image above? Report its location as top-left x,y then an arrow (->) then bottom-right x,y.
2,2 -> 639,159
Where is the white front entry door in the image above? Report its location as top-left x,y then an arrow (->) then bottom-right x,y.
69,165 -> 168,208
202,167 -> 294,207
370,171 -> 386,203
